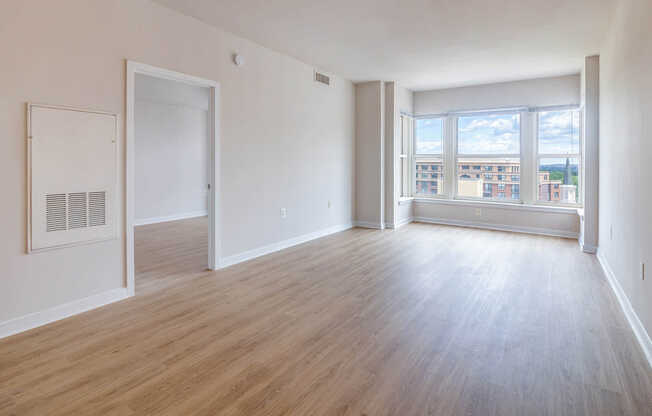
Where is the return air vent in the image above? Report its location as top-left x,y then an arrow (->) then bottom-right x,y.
68,192 -> 88,229
45,191 -> 107,232
46,194 -> 67,232
29,104 -> 117,252
315,71 -> 330,86
89,191 -> 106,227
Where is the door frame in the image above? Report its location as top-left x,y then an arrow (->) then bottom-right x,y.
125,60 -> 221,295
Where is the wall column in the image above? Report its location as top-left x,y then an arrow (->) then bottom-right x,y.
581,55 -> 599,253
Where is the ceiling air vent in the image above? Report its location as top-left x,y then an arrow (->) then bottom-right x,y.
315,71 -> 330,86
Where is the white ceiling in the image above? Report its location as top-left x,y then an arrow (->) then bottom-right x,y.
152,0 -> 615,91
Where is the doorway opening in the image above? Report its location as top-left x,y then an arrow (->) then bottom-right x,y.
126,61 -> 221,296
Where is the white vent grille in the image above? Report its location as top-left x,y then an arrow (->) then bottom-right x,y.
89,191 -> 106,227
68,192 -> 88,229
45,191 -> 106,232
315,72 -> 330,86
46,194 -> 67,232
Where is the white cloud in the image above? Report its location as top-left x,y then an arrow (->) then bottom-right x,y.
460,119 -> 490,132
490,118 -> 514,131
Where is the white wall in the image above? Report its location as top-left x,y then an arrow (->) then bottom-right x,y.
135,74 -> 209,224
355,81 -> 384,227
357,82 -> 413,229
411,75 -> 581,236
414,74 -> 580,115
384,82 -> 396,228
0,0 -> 355,325
599,0 -> 652,338
414,202 -> 579,237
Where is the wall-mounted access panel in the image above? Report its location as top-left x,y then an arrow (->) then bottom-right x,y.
28,103 -> 118,252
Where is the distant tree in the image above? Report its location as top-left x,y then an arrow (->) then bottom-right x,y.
549,171 -> 564,181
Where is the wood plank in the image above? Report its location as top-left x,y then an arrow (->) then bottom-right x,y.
0,218 -> 650,415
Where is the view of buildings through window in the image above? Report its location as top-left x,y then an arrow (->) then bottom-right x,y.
413,110 -> 581,204
414,117 -> 444,195
455,113 -> 520,200
536,110 -> 581,204
416,159 -> 575,202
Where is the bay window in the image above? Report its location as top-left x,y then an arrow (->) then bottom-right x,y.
406,107 -> 582,208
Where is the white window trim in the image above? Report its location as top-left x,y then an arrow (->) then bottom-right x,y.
412,197 -> 578,214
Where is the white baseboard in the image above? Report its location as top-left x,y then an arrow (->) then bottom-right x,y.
0,287 -> 131,340
597,250 -> 652,369
353,221 -> 385,230
134,210 -> 208,226
581,243 -> 597,254
219,223 -> 353,268
412,217 -> 578,239
395,216 -> 413,228
385,217 -> 413,229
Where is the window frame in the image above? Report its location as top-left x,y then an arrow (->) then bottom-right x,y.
453,110 -> 523,203
413,115 -> 447,198
398,114 -> 413,199
407,106 -> 584,210
534,109 -> 583,208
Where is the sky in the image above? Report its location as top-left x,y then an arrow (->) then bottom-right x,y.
538,110 -> 580,154
458,114 -> 520,154
415,110 -> 580,156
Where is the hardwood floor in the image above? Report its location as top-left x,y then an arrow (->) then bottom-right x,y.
135,216 -> 208,295
1,219 -> 651,415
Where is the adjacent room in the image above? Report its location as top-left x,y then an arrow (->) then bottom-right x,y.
1,0 -> 650,415
133,73 -> 211,294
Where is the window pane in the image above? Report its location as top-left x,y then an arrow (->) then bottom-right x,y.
537,158 -> 579,204
400,116 -> 411,197
457,158 -> 520,200
538,110 -> 580,154
400,157 -> 408,197
415,118 -> 443,154
415,158 -> 444,196
401,115 -> 410,155
458,114 -> 520,155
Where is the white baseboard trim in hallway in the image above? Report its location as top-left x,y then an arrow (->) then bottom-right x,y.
219,223 -> 354,268
0,288 -> 131,340
597,250 -> 652,369
413,217 -> 578,239
134,211 -> 208,226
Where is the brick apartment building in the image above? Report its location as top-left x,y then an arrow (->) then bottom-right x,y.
415,159 -> 577,203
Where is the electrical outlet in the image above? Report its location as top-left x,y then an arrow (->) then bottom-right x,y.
280,208 -> 287,218
610,225 -> 613,241
475,208 -> 482,216
328,200 -> 332,208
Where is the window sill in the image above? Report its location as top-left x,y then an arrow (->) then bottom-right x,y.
398,197 -> 414,206
413,197 -> 581,215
